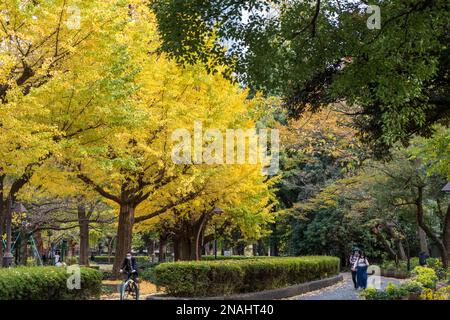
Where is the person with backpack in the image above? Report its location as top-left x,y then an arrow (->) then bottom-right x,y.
353,250 -> 370,289
349,249 -> 360,289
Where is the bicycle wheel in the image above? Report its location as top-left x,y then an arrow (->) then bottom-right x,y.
120,280 -> 139,300
132,281 -> 140,300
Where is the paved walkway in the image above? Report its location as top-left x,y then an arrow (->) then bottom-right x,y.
289,273 -> 404,300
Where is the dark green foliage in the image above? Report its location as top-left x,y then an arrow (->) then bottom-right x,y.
152,256 -> 340,297
153,0 -> 450,154
0,267 -> 102,300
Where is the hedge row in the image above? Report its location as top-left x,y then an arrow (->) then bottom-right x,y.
0,267 -> 102,300
93,255 -> 149,264
152,256 -> 340,297
201,255 -> 273,261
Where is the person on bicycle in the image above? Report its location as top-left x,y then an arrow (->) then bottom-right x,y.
120,252 -> 138,281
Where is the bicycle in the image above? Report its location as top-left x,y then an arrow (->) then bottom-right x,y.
120,270 -> 140,300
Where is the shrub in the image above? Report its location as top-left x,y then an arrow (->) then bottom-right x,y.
361,287 -> 389,300
401,280 -> 424,295
201,255 -> 272,261
66,256 -> 79,266
361,280 -> 424,300
0,266 -> 102,300
411,266 -> 438,289
152,256 -> 340,297
380,258 -> 444,278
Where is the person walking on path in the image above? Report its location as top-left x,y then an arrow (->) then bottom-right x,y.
353,250 -> 370,289
349,249 -> 360,289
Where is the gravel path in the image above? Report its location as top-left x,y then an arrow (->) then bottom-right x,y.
289,273 -> 405,300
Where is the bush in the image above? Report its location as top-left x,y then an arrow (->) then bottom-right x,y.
152,256 -> 340,297
0,266 -> 102,300
380,258 -> 444,278
401,280 -> 424,295
66,256 -> 79,266
411,266 -> 438,289
361,287 -> 389,300
201,255 -> 272,261
361,280 -> 424,300
421,285 -> 450,300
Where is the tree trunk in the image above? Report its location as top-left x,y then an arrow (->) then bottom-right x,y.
385,223 -> 407,260
442,202 -> 450,257
18,231 -> 28,265
159,236 -> 167,262
416,186 -> 448,267
0,176 -> 4,260
78,204 -> 90,266
173,237 -> 180,261
397,240 -> 407,260
112,203 -> 135,277
418,227 -> 429,255
147,239 -> 155,262
257,239 -> 267,256
2,195 -> 13,267
195,213 -> 209,260
107,237 -> 114,263
269,223 -> 279,256
372,226 -> 397,260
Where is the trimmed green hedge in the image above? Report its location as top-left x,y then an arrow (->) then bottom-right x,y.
93,255 -> 149,264
0,266 -> 102,300
201,255 -> 273,261
152,256 -> 340,297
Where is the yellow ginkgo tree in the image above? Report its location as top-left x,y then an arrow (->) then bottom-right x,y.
0,0 -> 144,260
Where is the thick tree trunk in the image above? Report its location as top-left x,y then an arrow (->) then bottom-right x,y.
416,186 -> 448,267
18,231 -> 28,265
269,223 -> 279,256
159,236 -> 167,262
112,203 -> 135,277
418,227 -> 429,255
397,240 -> 407,260
78,204 -> 90,266
173,237 -> 180,261
175,234 -> 194,261
442,202 -> 450,257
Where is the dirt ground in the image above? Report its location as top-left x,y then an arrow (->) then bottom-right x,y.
100,279 -> 161,300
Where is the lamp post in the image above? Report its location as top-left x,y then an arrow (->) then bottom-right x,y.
2,199 -> 27,267
214,225 -> 218,260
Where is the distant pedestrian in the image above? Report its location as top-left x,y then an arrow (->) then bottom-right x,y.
419,251 -> 428,266
54,251 -> 61,266
349,249 -> 360,289
353,250 -> 369,289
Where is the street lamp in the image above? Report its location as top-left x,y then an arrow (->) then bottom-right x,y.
2,199 -> 27,267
